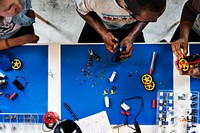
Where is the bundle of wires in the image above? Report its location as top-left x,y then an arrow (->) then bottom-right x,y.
42,111 -> 60,132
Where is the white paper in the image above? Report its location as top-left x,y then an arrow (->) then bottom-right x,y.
75,111 -> 113,133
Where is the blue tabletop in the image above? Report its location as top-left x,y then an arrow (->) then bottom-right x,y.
60,44 -> 173,125
0,43 -> 199,125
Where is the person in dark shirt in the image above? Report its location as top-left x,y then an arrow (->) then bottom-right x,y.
171,0 -> 200,78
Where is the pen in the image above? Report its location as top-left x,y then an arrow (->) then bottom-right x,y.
149,52 -> 157,75
64,102 -> 79,121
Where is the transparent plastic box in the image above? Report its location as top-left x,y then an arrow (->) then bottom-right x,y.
0,113 -> 44,133
156,90 -> 199,133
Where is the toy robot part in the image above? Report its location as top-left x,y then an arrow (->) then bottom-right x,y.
178,58 -> 189,71
12,58 -> 22,70
141,74 -> 153,85
109,71 -> 117,82
144,81 -> 155,91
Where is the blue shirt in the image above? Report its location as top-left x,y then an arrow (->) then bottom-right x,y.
0,0 -> 35,39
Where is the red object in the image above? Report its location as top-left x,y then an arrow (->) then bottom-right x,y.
121,111 -> 130,116
149,69 -> 153,75
43,111 -> 59,125
9,92 -> 17,100
152,99 -> 156,108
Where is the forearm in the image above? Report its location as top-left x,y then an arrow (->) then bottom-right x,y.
179,21 -> 193,40
0,36 -> 30,50
127,21 -> 148,41
78,11 -> 108,36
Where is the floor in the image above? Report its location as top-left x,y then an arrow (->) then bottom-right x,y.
32,0 -> 187,44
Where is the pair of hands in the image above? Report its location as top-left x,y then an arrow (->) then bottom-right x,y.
102,32 -> 133,60
172,38 -> 200,78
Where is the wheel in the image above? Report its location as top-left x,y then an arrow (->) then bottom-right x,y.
12,58 -> 22,70
178,58 -> 189,72
144,81 -> 155,91
141,74 -> 153,85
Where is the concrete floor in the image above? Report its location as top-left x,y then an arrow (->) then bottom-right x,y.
32,0 -> 186,43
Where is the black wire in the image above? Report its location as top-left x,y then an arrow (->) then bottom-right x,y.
120,96 -> 144,125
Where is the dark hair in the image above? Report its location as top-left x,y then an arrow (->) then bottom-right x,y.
124,0 -> 166,16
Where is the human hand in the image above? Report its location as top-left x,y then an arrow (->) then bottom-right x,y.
171,38 -> 188,59
175,59 -> 200,77
119,37 -> 133,60
102,32 -> 119,53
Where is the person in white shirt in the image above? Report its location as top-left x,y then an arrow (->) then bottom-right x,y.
75,0 -> 166,59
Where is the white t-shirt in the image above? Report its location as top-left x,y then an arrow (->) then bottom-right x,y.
75,0 -> 137,29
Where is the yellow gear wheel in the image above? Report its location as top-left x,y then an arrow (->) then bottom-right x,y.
141,74 -> 153,85
144,81 -> 155,91
12,58 -> 22,70
178,58 -> 189,72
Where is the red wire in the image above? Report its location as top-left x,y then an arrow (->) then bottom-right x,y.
178,59 -> 200,65
43,111 -> 59,125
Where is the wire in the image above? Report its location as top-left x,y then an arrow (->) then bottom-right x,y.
42,112 -> 60,132
120,96 -> 144,132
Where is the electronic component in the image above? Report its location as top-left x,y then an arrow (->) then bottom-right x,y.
9,92 -> 17,100
121,103 -> 130,111
12,79 -> 24,90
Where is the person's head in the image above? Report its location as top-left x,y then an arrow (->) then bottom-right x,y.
0,0 -> 23,17
124,0 -> 166,22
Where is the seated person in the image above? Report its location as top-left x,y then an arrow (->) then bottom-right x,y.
75,0 -> 166,60
0,0 -> 39,50
171,0 -> 200,78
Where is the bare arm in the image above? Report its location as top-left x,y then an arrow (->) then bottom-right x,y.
0,34 -> 39,50
78,11 -> 119,53
120,21 -> 148,59
127,21 -> 148,41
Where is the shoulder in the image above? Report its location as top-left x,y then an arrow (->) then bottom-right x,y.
185,0 -> 200,12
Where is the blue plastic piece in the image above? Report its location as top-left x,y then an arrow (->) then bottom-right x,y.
111,46 -> 126,62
